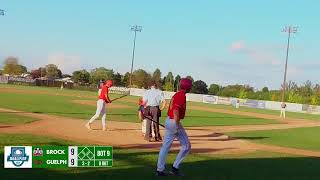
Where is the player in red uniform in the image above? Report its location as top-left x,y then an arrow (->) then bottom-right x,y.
156,78 -> 193,176
85,80 -> 113,131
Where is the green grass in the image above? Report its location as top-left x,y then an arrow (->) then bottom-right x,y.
0,84 -> 279,126
227,127 -> 320,151
166,109 -> 280,126
1,133 -> 320,180
190,101 -> 320,120
0,113 -> 39,124
3,84 -> 320,121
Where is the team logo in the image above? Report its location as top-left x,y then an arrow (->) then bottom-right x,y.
33,147 -> 43,156
7,147 -> 30,167
33,160 -> 43,165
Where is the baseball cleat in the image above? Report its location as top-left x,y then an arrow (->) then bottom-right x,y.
155,171 -> 167,176
85,123 -> 92,130
169,167 -> 184,176
102,127 -> 106,131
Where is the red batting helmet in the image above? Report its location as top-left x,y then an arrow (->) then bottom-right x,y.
105,80 -> 113,87
179,78 -> 192,91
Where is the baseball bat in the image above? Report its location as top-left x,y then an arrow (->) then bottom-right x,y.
110,94 -> 129,102
143,115 -> 165,128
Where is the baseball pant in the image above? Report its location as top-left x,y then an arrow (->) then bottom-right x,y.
280,108 -> 286,118
157,117 -> 191,172
142,119 -> 146,134
150,106 -> 161,139
88,99 -> 107,128
144,106 -> 160,140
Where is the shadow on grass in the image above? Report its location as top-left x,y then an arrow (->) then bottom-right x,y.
185,115 -> 263,120
189,133 -> 225,138
190,137 -> 268,142
0,125 -> 14,128
232,136 -> 269,140
1,150 -> 320,180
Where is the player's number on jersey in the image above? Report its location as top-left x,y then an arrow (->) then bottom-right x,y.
71,159 -> 74,165
71,148 -> 74,155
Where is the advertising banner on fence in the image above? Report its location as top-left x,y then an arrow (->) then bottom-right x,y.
129,88 -> 146,97
8,77 -> 36,83
203,95 -> 218,104
241,99 -> 266,109
0,76 -> 9,83
217,96 -> 231,105
187,93 -> 204,102
302,105 -> 320,113
109,87 -> 130,95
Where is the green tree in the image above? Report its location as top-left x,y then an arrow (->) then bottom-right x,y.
164,72 -> 174,91
90,67 -> 114,84
288,91 -> 304,103
72,70 -> 90,84
208,84 -> 220,95
112,72 -> 123,86
3,56 -> 24,75
174,75 -> 181,92
218,84 -> 242,97
310,95 -> 319,105
238,89 -> 248,99
165,72 -> 174,84
39,67 -> 46,78
132,69 -> 151,88
122,72 -> 130,87
18,65 -> 28,73
193,80 -> 208,94
299,80 -> 313,97
152,68 -> 162,87
56,69 -> 63,78
45,64 -> 59,79
262,87 -> 269,93
164,82 -> 174,91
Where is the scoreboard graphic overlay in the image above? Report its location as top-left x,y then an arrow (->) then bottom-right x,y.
4,146 -> 113,168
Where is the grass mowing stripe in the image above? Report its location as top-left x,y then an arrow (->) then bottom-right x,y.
0,91 -> 279,126
0,112 -> 39,124
227,127 -> 320,151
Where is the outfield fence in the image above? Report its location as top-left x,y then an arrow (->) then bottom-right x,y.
125,87 -> 320,114
1,76 -> 320,114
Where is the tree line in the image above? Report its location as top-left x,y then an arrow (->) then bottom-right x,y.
1,56 -> 320,105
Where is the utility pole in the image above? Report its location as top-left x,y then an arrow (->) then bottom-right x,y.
281,26 -> 298,103
129,25 -> 142,87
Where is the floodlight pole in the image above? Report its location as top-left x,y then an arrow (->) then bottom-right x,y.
281,26 -> 298,103
129,25 -> 142,87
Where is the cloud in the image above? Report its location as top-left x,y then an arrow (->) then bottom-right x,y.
230,41 -> 245,52
47,53 -> 83,74
230,41 -> 281,65
287,66 -> 302,77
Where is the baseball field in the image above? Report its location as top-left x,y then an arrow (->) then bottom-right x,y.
1,84 -> 320,179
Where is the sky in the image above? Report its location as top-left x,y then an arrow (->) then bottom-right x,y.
0,1 -> 320,90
